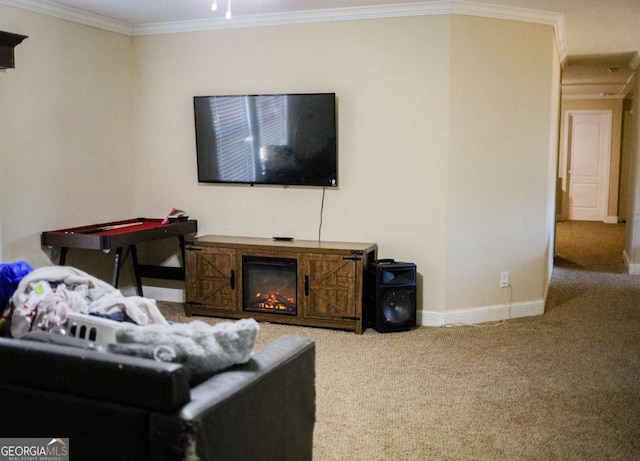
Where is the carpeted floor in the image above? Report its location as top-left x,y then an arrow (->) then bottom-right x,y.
159,220 -> 640,460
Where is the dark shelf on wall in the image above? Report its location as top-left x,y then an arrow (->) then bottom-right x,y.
0,31 -> 27,69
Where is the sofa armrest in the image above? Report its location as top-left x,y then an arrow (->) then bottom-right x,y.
0,335 -> 191,413
150,335 -> 316,461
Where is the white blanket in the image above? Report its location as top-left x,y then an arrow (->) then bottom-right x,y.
115,318 -> 260,382
11,266 -> 168,337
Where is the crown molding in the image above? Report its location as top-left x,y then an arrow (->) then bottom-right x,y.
1,0 -> 566,60
133,0 -> 566,61
0,0 -> 133,35
562,94 -> 627,100
133,1 -> 451,35
452,1 -> 566,61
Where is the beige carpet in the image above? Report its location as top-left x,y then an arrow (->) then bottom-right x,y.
159,221 -> 640,460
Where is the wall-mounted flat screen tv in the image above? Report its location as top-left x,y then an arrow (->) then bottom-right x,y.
194,93 -> 337,187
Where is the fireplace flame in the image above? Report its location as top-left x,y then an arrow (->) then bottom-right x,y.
255,292 -> 295,311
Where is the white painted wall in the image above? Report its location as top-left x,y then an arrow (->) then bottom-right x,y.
1,6 -> 560,324
624,71 -> 640,273
0,5 -> 135,280
442,16 -> 558,323
131,17 -> 452,313
546,40 -> 562,297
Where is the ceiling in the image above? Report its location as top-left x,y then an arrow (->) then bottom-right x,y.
563,52 -> 638,99
3,0 -> 639,99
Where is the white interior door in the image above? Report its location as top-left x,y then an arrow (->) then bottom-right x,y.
568,111 -> 612,221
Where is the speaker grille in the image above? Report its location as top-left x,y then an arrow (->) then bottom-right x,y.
381,289 -> 414,324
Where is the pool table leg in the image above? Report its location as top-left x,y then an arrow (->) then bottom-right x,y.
178,236 -> 186,267
129,244 -> 143,296
59,247 -> 68,266
110,246 -> 143,296
112,247 -> 124,288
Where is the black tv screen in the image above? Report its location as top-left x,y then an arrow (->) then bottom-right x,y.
194,93 -> 337,187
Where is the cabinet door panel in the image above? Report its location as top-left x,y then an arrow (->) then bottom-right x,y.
186,247 -> 237,310
302,254 -> 356,320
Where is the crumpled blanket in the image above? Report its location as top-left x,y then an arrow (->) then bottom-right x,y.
10,266 -> 168,338
115,318 -> 259,384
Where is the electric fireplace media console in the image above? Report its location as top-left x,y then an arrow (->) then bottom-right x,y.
185,235 -> 378,334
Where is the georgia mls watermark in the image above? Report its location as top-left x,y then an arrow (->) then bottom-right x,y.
0,438 -> 69,461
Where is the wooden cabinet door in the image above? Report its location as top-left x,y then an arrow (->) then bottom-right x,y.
302,253 -> 356,320
186,247 -> 237,310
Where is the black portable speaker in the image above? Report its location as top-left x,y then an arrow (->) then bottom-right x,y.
365,259 -> 417,333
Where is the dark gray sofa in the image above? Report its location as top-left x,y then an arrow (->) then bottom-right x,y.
0,333 -> 315,461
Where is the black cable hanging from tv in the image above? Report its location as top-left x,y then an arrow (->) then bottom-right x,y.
318,187 -> 326,242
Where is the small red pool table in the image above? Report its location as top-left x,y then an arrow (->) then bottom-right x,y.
41,218 -> 198,296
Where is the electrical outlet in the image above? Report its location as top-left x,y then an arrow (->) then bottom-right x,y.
500,271 -> 509,288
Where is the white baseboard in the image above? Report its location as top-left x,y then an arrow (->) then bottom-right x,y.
604,216 -> 619,224
623,250 -> 640,275
418,299 -> 545,327
120,286 -> 185,303
123,286 -> 545,326
142,286 -> 185,303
